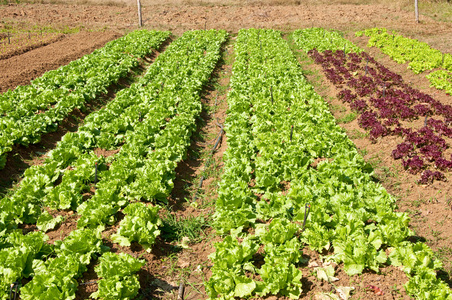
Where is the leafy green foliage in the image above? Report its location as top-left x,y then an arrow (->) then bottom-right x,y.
356,27 -> 452,95
20,255 -> 84,300
257,263 -> 302,299
0,232 -> 52,299
75,29 -> 227,229
54,227 -> 106,265
111,203 -> 162,251
91,252 -> 145,300
36,211 -> 63,233
356,28 -> 452,73
94,252 -> 144,278
19,228 -> 106,300
93,275 -> 141,300
1,29 -> 228,300
427,70 -> 452,95
0,30 -> 170,166
293,27 -> 362,53
208,27 -> 451,300
259,218 -> 299,245
0,30 -> 227,236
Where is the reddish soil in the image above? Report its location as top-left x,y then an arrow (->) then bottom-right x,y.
0,32 -> 65,60
296,248 -> 411,299
0,31 -> 121,93
1,2 -> 451,50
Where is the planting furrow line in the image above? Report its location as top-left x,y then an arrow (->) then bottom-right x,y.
293,28 -> 452,184
0,29 -> 227,300
356,27 -> 452,95
207,28 -> 451,300
0,30 -> 170,169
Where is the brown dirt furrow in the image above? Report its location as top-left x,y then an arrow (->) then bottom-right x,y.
0,33 -> 65,61
1,3 -> 451,50
131,38 -> 233,300
0,30 -> 121,93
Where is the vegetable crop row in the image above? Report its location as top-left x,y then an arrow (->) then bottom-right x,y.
0,29 -> 227,300
0,29 -> 170,169
293,27 -> 363,54
356,27 -> 452,95
206,28 -> 451,300
293,28 -> 452,184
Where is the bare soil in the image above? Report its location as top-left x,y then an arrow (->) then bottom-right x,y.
0,31 -> 121,93
0,32 -> 65,60
1,2 -> 451,50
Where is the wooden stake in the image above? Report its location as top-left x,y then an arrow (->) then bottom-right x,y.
137,0 -> 142,27
415,0 -> 419,23
177,282 -> 185,300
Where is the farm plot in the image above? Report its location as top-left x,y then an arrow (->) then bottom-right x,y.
1,23 -> 452,300
0,29 -> 170,170
207,28 -> 451,299
293,28 -> 452,184
0,30 -> 64,60
356,28 -> 452,95
0,29 -> 227,300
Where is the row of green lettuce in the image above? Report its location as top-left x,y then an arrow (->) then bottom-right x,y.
205,28 -> 451,300
0,29 -> 228,299
0,29 -> 170,170
293,27 -> 452,299
356,27 -> 452,95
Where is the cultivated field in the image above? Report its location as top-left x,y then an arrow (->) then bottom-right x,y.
1,0 -> 452,299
